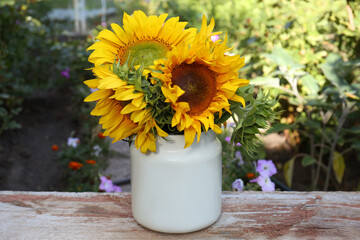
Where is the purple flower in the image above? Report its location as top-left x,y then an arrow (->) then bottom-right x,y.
227,122 -> 235,127
251,175 -> 275,192
235,151 -> 244,165
90,88 -> 98,93
99,176 -> 122,193
256,159 -> 277,177
211,34 -> 220,42
99,176 -> 114,192
224,136 -> 242,147
101,21 -> 107,27
61,68 -> 70,79
232,179 -> 244,191
112,185 -> 122,193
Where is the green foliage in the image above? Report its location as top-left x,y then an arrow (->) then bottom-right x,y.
58,82 -> 112,192
128,0 -> 359,81
259,46 -> 359,190
112,59 -> 175,134
301,156 -> 316,167
0,3 -> 92,136
0,2 -> 105,191
283,157 -> 295,188
223,85 -> 279,155
332,151 -> 345,184
0,4 -> 31,134
0,84 -> 24,134
219,130 -> 263,191
57,133 -> 110,192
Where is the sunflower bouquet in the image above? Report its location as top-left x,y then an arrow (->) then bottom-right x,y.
84,11 -> 277,154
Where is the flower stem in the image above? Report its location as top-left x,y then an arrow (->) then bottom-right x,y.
323,101 -> 350,191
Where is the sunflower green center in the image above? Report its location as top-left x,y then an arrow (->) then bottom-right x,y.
171,62 -> 216,115
120,40 -> 169,67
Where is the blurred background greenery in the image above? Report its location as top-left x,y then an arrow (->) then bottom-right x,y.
0,0 -> 359,192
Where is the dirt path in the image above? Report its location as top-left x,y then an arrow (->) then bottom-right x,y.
0,89 -> 77,191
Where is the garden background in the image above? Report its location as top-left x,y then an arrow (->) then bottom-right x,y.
0,0 -> 359,192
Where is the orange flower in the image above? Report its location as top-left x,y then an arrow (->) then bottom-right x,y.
246,173 -> 255,179
68,161 -> 83,170
97,132 -> 106,139
51,144 -> 59,151
85,159 -> 97,165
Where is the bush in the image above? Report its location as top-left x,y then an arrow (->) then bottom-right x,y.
0,2 -> 92,136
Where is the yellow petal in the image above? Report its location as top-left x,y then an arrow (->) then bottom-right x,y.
98,76 -> 126,89
184,127 -> 196,148
211,124 -> 222,134
195,115 -> 209,131
97,29 -> 122,46
121,103 -> 140,114
153,120 -> 168,137
91,99 -> 116,116
111,23 -> 129,44
84,89 -> 113,102
131,109 -> 147,123
229,94 -> 246,107
192,121 -> 202,143
132,96 -> 145,108
84,79 -> 99,88
145,136 -> 157,153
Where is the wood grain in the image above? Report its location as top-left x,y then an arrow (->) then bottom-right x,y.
1,191 -> 359,239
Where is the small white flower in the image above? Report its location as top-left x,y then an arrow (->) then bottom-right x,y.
93,145 -> 102,157
67,137 -> 80,148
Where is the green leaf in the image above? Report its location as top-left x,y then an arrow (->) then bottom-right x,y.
0,108 -> 7,117
244,125 -> 260,134
300,74 -> 319,95
0,93 -> 10,99
301,156 -> 316,167
302,119 -> 321,129
305,99 -> 334,109
351,141 -> 360,150
266,123 -> 295,134
263,46 -> 304,70
332,151 -> 345,184
288,97 -> 302,106
320,53 -> 348,88
255,116 -> 267,127
0,0 -> 14,6
250,76 -> 280,87
284,157 -> 295,188
6,120 -> 21,130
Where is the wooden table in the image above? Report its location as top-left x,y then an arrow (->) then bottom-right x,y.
1,191 -> 359,239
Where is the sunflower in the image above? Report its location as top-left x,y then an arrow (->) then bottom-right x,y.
84,65 -> 167,153
84,66 -> 139,140
85,10 -> 195,153
87,10 -> 196,70
151,15 -> 250,148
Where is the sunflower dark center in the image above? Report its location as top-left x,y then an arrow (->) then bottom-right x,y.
171,62 -> 216,115
119,40 -> 169,67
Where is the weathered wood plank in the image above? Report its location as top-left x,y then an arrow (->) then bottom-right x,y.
1,191 -> 359,239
